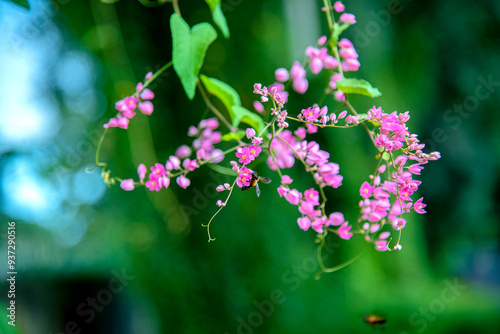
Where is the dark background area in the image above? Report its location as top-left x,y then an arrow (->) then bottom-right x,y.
0,0 -> 499,333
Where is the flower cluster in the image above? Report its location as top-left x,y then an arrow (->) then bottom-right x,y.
119,118 -> 224,192
253,83 -> 289,128
104,72 -> 155,129
277,177 -> 353,240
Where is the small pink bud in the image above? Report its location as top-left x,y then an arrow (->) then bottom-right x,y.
338,110 -> 348,119
120,179 -> 135,191
281,175 -> 293,185
317,35 -> 327,46
334,1 -> 345,12
378,165 -> 387,174
275,68 -> 289,82
136,82 -> 144,92
138,101 -> 154,115
137,164 -> 147,182
176,175 -> 190,189
334,90 -> 346,102
253,101 -> 264,113
140,88 -> 154,100
216,185 -> 225,192
246,128 -> 256,139
145,72 -> 153,80
339,13 -> 356,24
216,200 -> 226,207
175,145 -> 192,159
224,183 -> 231,190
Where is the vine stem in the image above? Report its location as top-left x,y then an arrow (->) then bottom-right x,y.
197,79 -> 234,132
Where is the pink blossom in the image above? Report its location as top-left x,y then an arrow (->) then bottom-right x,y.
310,57 -> 323,74
339,13 -> 356,24
200,118 -> 219,130
138,101 -> 154,115
413,197 -> 427,214
248,145 -> 261,159
140,88 -> 154,100
294,127 -> 307,140
297,216 -> 311,231
246,128 -> 256,139
236,166 -> 253,188
166,155 -> 181,171
188,126 -> 198,137
338,222 -> 353,240
161,176 -> 170,189
275,68 -> 290,82
392,218 -> 406,230
175,145 -> 192,159
334,1 -> 345,12
284,189 -> 301,205
216,200 -> 225,207
151,163 -> 165,177
334,90 -> 346,102
182,158 -> 199,171
311,217 -> 325,233
216,185 -> 225,192
146,176 -> 162,192
136,82 -> 143,92
323,56 -> 338,69
176,175 -> 190,189
375,240 -> 388,251
252,137 -> 263,145
408,163 -> 424,175
293,78 -> 309,94
360,181 -> 374,198
145,72 -> 153,80
338,38 -> 353,49
120,179 -> 135,191
304,188 -> 320,205
277,185 -> 289,197
281,175 -> 293,185
137,163 -> 147,183
341,58 -> 360,72
236,147 -> 253,165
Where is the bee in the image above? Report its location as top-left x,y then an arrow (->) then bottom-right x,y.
241,172 -> 272,197
363,314 -> 387,327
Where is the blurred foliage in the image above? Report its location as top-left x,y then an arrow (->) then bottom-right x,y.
0,0 -> 499,333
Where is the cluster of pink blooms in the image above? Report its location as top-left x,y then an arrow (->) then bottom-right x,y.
297,104 -> 360,128
104,72 -> 155,129
253,83 -> 289,128
277,176 -> 353,240
119,118 -> 223,192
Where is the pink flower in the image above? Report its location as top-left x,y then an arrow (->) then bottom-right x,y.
182,158 -> 199,171
145,72 -> 153,80
311,217 -> 325,233
138,101 -> 154,115
408,163 -> 424,175
140,88 -> 154,100
413,197 -> 427,214
136,82 -> 143,92
137,163 -> 147,183
151,163 -> 165,177
281,175 -> 293,185
216,200 -> 225,207
236,147 -> 252,165
339,13 -> 356,24
284,189 -> 301,205
200,118 -> 219,130
216,185 -> 225,192
304,188 -> 319,205
146,176 -> 162,192
277,185 -> 289,197
248,145 -> 261,159
360,181 -> 374,198
275,68 -> 289,82
334,90 -> 346,102
334,1 -> 345,12
293,78 -> 309,94
297,216 -> 311,231
176,175 -> 190,189
166,155 -> 181,171
252,137 -> 263,145
338,222 -> 353,240
375,240 -> 388,252
246,128 -> 256,139
120,179 -> 135,191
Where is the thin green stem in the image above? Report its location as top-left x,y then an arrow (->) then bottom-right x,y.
197,79 -> 234,132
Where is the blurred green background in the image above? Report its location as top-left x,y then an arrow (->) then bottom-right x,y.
1,0 -> 499,333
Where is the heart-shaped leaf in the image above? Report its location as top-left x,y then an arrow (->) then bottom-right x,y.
171,14 -> 217,100
336,78 -> 382,98
204,0 -> 230,38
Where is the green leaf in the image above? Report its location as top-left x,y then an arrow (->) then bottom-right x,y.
204,0 -> 230,39
231,106 -> 265,133
171,14 -> 217,100
336,78 -> 382,98
206,163 -> 238,176
8,0 -> 30,9
200,75 -> 241,111
221,131 -> 245,142
199,75 -> 265,132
